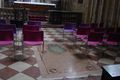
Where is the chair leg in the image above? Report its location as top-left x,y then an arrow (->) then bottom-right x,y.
9,44 -> 16,59
42,42 -> 44,53
75,35 -> 78,47
63,28 -> 64,40
22,44 -> 24,55
21,40 -> 24,54
12,39 -> 16,56
13,43 -> 16,56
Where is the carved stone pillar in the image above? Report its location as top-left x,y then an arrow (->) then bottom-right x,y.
0,0 -> 1,8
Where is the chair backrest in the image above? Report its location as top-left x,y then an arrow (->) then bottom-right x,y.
0,30 -> 14,41
0,24 -> 16,33
64,22 -> 76,29
107,32 -> 120,42
0,19 -> 6,24
115,28 -> 120,33
99,23 -> 104,28
27,21 -> 41,27
77,27 -> 91,35
88,32 -> 104,42
105,27 -> 115,34
23,25 -> 40,31
79,23 -> 90,28
23,31 -> 43,41
93,28 -> 105,33
90,23 -> 98,28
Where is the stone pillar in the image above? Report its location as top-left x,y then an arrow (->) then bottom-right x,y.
0,0 -> 1,8
118,1 -> 120,27
0,0 -> 4,8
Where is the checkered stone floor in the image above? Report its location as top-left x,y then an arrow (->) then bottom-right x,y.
0,27 -> 120,80
0,46 -> 40,80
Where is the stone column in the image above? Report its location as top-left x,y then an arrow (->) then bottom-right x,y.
118,1 -> 120,27
0,0 -> 4,8
0,0 -> 1,8
84,0 -> 93,23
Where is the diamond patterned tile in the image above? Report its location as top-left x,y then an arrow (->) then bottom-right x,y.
32,55 -> 35,58
0,47 -> 8,52
0,67 -> 18,80
54,38 -> 63,42
0,57 -> 16,66
37,76 -> 42,80
1,50 -> 15,56
0,53 -> 7,60
0,78 -> 3,80
115,57 -> 120,64
8,61 -> 32,72
0,63 -> 6,70
1,28 -> 118,80
44,34 -> 51,38
23,66 -> 40,79
8,73 -> 35,80
24,57 -> 37,65
24,49 -> 34,55
45,38 -> 54,41
37,76 -> 53,80
98,58 -> 114,65
34,64 -> 39,67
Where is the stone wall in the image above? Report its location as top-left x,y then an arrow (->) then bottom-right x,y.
71,0 -> 120,27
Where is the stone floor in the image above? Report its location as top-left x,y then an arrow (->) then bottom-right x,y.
0,27 -> 120,80
0,46 -> 40,80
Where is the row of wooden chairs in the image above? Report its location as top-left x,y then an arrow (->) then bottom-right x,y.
1,20 -> 120,48
76,31 -> 120,46
63,22 -> 120,46
0,20 -> 44,59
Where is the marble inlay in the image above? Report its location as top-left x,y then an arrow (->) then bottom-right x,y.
48,44 -> 66,54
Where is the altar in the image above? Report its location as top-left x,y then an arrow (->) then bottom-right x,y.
13,1 -> 56,11
13,1 -> 56,17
